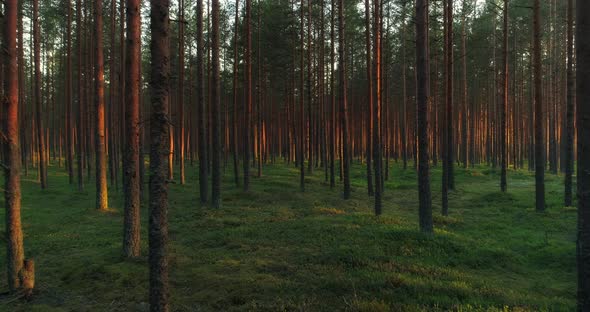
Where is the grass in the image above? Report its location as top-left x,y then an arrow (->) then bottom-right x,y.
0,160 -> 576,311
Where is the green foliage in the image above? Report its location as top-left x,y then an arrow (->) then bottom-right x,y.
0,162 -> 575,311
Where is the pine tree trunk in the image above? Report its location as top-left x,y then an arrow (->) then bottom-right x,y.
364,0 -> 374,196
33,0 -> 47,189
211,0 -> 222,208
257,2 -> 263,178
232,0 -> 240,187
329,0 -> 336,188
299,0 -> 305,192
500,0 -> 508,192
3,0 -> 26,292
197,0 -> 208,202
76,0 -> 84,191
123,0 -> 142,258
244,0 -> 252,191
17,2 -> 26,178
565,0 -> 574,206
339,0 -> 351,199
95,0 -> 109,211
577,2 -> 590,309
442,0 -> 453,215
416,0 -> 433,233
373,0 -> 383,214
401,2 -> 408,170
306,0 -> 313,175
461,0 -> 468,169
149,0 -> 171,309
533,0 -> 545,212
65,0 -> 74,185
178,0 -> 186,185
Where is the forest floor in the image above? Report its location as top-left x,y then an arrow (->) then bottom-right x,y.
0,160 -> 576,311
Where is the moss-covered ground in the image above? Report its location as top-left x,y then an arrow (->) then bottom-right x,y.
1,161 -> 576,311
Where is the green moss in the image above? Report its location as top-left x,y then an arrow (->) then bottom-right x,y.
0,161 -> 576,311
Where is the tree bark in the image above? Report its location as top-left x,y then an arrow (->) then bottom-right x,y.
577,0 -> 590,309
232,0 -> 240,187
500,0 -> 508,192
211,0 -> 222,208
565,0 -> 574,206
306,0 -> 313,175
339,0 -> 351,199
416,0 -> 433,233
364,0 -> 374,196
197,0 -> 208,202
372,0 -> 382,215
299,0 -> 305,192
123,0 -> 142,258
66,0 -> 74,185
442,0 -> 453,215
33,0 -> 47,189
95,0 -> 109,211
257,1 -> 264,178
244,0 -> 252,191
3,0 -> 26,292
329,0 -> 336,188
533,0 -> 545,212
461,0 -> 468,169
178,0 -> 186,185
76,0 -> 84,191
149,0 -> 171,310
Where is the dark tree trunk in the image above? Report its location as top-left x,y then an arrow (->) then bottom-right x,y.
372,0 -> 383,215
306,0 -> 313,175
461,0 -> 468,169
76,0 -> 84,191
66,0 -> 74,185
577,0 -> 590,309
244,0 -> 252,191
95,0 -> 109,211
442,0 -> 453,215
149,0 -> 171,310
565,0 -> 574,206
364,0 -> 374,196
211,0 -> 221,208
197,0 -> 208,202
401,2 -> 408,170
3,0 -> 26,292
178,0 -> 186,185
500,0 -> 508,192
339,0 -> 351,199
533,0 -> 545,212
299,0 -> 305,192
329,0 -> 336,188
232,0 -> 240,187
123,0 -> 142,258
33,0 -> 47,189
257,2 -> 263,178
416,0 -> 433,233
